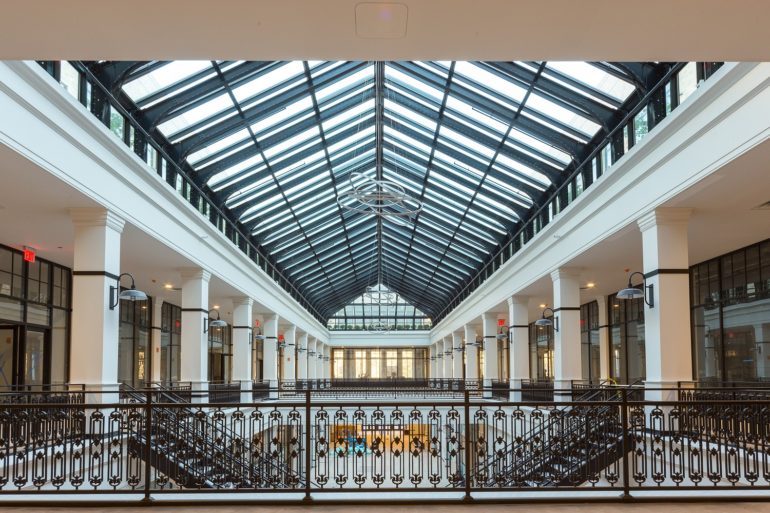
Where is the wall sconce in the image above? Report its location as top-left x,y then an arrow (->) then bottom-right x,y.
534,307 -> 559,332
617,271 -> 654,307
204,308 -> 227,333
109,273 -> 148,310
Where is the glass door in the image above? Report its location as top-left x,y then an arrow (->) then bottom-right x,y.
0,326 -> 17,387
21,328 -> 47,387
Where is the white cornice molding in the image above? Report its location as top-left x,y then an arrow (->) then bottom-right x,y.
0,60 -> 328,339
433,62 -> 770,335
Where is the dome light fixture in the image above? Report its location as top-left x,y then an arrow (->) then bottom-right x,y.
534,307 -> 559,332
204,308 -> 227,333
617,271 -> 654,307
109,273 -> 148,310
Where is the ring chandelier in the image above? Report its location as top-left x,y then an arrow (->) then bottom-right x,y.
336,173 -> 423,226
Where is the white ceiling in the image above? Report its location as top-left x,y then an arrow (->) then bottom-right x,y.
1,0 -> 770,61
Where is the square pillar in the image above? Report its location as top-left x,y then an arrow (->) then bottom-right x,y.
508,296 -> 530,401
323,345 -> 331,382
428,344 -> 438,380
297,333 -> 308,382
314,343 -> 323,384
263,315 -> 279,399
443,337 -> 453,383
308,338 -> 317,381
70,208 -> 125,395
150,298 -> 164,385
552,269 -> 582,400
283,326 -> 297,385
452,331 -> 464,382
464,325 -> 479,389
482,313 -> 499,398
596,295 -> 611,381
179,268 -> 211,401
232,297 -> 253,402
639,208 -> 693,401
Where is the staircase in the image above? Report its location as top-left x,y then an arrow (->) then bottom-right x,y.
475,385 -> 632,488
124,386 -> 304,489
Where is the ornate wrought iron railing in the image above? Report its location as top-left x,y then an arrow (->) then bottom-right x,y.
1,385 -> 769,503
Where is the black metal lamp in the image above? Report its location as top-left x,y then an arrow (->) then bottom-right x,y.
617,271 -> 654,307
534,307 -> 559,332
109,273 -> 148,310
204,308 -> 227,333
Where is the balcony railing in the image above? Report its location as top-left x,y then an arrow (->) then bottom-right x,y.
1,382 -> 769,503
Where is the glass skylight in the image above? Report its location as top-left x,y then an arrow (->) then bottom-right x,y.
111,58 -> 659,320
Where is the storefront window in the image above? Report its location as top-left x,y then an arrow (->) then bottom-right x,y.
118,297 -> 151,388
580,301 -> 601,383
608,292 -> 645,384
160,302 -> 181,384
529,321 -> 554,380
0,244 -> 71,387
208,325 -> 232,382
331,347 -> 428,379
691,239 -> 770,382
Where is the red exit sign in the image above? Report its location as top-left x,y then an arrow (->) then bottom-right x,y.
23,248 -> 36,262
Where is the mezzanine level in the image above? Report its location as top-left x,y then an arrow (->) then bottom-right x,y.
1,381 -> 769,505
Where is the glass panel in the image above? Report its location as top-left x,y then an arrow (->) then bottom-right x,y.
22,330 -> 45,386
123,61 -> 212,103
59,61 -> 80,100
678,62 -> 699,105
0,327 -> 14,386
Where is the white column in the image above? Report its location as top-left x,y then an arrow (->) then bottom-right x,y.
324,345 -> 331,381
315,342 -> 323,382
263,314 -> 279,399
70,208 -> 125,395
508,296 -> 529,401
430,344 -> 437,380
443,337 -> 452,382
482,313 -> 499,398
283,325 -> 297,384
179,268 -> 211,400
150,298 -> 164,385
252,315 -> 264,382
308,338 -> 317,381
639,208 -> 693,401
297,332 -> 308,381
232,297 -> 253,402
596,295 -> 611,381
452,331 -> 464,381
464,324 -> 479,386
551,269 -> 582,400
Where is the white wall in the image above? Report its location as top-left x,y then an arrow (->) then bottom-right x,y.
330,331 -> 431,348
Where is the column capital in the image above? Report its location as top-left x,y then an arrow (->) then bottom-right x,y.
507,295 -> 528,307
179,267 -> 211,282
70,207 -> 125,232
481,312 -> 499,323
550,267 -> 582,281
232,296 -> 253,308
637,207 -> 693,233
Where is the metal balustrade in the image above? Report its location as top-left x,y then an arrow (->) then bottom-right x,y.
1,383 -> 769,503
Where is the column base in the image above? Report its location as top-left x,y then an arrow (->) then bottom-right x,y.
642,380 -> 682,402
553,379 -> 575,402
509,379 -> 522,402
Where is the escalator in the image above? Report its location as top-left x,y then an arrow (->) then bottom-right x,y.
124,385 -> 304,490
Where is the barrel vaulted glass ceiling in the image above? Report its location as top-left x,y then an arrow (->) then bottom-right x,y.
88,60 -> 674,321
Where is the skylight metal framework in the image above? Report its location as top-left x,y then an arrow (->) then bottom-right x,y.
88,60 -> 673,321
